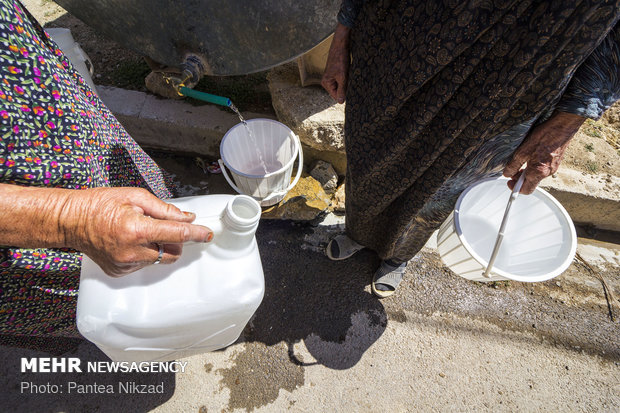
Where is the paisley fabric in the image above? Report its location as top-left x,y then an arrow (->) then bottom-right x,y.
556,23 -> 620,119
0,0 -> 174,337
343,0 -> 620,261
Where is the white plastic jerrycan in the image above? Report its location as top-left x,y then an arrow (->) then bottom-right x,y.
76,194 -> 264,362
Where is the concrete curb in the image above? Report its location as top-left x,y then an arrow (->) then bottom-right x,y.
99,85 -> 619,232
540,168 -> 619,232
98,86 -> 275,156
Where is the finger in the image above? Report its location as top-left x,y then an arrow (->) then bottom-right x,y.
147,243 -> 183,265
146,219 -> 213,244
99,262 -> 137,278
135,191 -> 196,223
503,149 -> 528,179
519,170 -> 540,195
322,78 -> 338,101
520,162 -> 550,195
336,82 -> 346,104
506,169 -> 524,191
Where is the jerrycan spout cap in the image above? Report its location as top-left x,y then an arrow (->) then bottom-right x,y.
222,195 -> 261,233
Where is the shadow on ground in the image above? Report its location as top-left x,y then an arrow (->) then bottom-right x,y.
246,220 -> 387,370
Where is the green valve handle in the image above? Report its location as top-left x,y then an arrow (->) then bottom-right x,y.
179,86 -> 231,107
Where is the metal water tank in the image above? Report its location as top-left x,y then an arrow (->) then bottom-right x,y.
53,0 -> 340,75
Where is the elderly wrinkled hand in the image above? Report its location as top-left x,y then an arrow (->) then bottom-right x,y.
0,184 -> 213,278
321,23 -> 351,104
64,187 -> 213,277
503,111 -> 586,194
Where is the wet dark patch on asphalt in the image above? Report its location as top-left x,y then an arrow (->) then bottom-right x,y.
215,220 -> 387,411
217,343 -> 304,412
248,220 -> 386,346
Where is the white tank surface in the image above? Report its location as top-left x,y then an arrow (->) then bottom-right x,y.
77,194 -> 264,362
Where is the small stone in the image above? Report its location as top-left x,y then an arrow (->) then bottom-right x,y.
330,183 -> 345,213
310,160 -> 338,193
268,63 -> 346,153
262,175 -> 331,221
555,281 -> 561,287
145,70 -> 184,100
439,372 -> 446,378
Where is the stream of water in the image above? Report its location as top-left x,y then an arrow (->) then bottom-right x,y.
229,103 -> 268,174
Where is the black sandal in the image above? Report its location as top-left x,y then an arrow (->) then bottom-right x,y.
371,260 -> 407,298
326,235 -> 363,261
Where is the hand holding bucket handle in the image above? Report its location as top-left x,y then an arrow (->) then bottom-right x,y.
482,172 -> 526,279
218,133 -> 304,204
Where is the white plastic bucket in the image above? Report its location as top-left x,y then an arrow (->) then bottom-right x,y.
45,28 -> 98,95
219,118 -> 303,207
437,177 -> 577,282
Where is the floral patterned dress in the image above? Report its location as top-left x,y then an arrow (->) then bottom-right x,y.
0,0 -> 174,338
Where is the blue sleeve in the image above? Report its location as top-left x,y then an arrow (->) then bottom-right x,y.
337,0 -> 367,28
556,23 -> 620,120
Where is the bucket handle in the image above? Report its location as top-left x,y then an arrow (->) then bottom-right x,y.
261,133 -> 304,204
218,133 -> 304,204
218,158 -> 246,197
482,173 -> 526,278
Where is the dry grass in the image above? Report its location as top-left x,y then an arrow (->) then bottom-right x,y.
582,118 -> 620,153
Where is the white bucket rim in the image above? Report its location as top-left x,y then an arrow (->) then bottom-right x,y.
220,118 -> 299,179
453,176 -> 577,282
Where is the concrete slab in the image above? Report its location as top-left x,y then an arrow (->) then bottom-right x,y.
97,86 -> 146,117
540,168 -> 620,232
268,63 -> 346,154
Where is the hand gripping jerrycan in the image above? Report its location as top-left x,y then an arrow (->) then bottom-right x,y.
76,194 -> 264,362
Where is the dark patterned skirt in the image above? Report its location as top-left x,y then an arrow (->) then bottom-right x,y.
344,0 -> 619,261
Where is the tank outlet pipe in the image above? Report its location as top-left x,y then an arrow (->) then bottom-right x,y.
171,53 -> 232,108
179,86 -> 231,107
